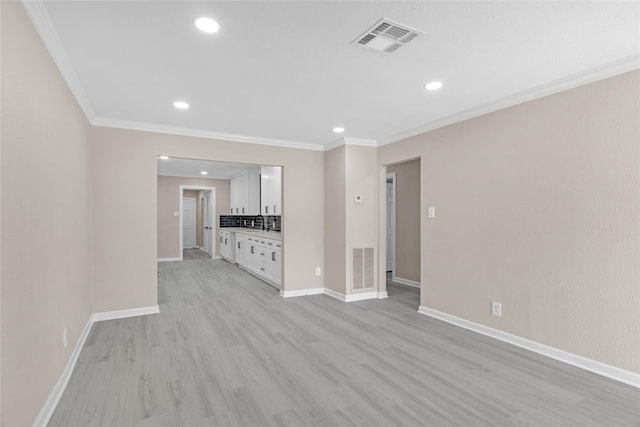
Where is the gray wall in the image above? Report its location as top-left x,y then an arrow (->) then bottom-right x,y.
378,70 -> 640,373
1,3 -> 93,425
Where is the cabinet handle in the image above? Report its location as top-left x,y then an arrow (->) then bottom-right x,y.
230,208 -> 233,214
220,237 -> 222,243
274,205 -> 277,213
260,267 -> 265,271
225,239 -> 228,244
251,246 -> 254,254
242,207 -> 245,214
272,252 -> 276,261
260,252 -> 265,256
237,242 -> 241,249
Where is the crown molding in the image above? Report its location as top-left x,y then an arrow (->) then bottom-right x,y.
323,137 -> 378,151
157,172 -> 231,181
378,55 -> 640,147
91,117 -> 325,151
21,0 -> 97,122
344,137 -> 377,147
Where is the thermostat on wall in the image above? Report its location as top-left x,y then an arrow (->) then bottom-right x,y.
354,195 -> 363,204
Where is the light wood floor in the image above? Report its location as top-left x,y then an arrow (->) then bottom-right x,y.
183,248 -> 211,261
49,259 -> 640,426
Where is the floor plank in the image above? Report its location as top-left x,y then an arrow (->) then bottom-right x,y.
49,259 -> 640,426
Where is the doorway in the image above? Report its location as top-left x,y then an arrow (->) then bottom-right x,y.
180,185 -> 216,261
384,158 -> 421,307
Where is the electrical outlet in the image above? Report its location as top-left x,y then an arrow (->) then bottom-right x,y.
491,301 -> 502,317
63,327 -> 68,348
315,267 -> 321,276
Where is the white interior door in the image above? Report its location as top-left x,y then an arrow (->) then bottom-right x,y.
205,192 -> 214,256
386,177 -> 395,272
203,195 -> 209,254
183,197 -> 196,249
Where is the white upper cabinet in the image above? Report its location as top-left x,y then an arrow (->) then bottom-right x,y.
230,172 -> 260,215
260,166 -> 282,216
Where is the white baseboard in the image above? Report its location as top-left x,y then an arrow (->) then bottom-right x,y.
92,305 -> 160,322
323,289 -> 387,302
418,306 -> 640,389
323,288 -> 347,301
345,291 -> 379,302
157,257 -> 181,262
279,288 -> 324,298
35,304 -> 164,426
33,317 -> 93,427
391,276 -> 420,288
212,255 -> 222,260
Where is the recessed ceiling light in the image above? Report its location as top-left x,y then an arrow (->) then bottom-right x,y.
333,127 -> 345,133
194,17 -> 220,33
173,101 -> 189,109
425,81 -> 443,91
200,171 -> 208,175
159,155 -> 170,160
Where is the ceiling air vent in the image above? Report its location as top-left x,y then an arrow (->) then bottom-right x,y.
353,18 -> 423,54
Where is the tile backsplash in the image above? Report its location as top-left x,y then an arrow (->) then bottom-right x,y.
219,215 -> 281,232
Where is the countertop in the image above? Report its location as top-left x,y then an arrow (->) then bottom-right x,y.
220,227 -> 282,241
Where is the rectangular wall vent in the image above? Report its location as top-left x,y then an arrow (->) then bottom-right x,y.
352,248 -> 374,290
352,18 -> 423,54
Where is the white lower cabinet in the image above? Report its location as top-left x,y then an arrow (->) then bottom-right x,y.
239,233 -> 281,289
235,234 -> 247,266
219,230 -> 235,262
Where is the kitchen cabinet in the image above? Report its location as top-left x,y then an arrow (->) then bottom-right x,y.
240,233 -> 281,289
235,233 -> 247,266
229,173 -> 260,215
260,166 -> 282,215
219,230 -> 235,262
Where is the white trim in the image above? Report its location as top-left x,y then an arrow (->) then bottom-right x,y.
32,317 -> 94,427
212,255 -> 222,260
345,291 -> 380,302
379,56 -> 640,146
391,277 -> 421,288
386,173 -> 397,275
21,1 -> 97,123
323,288 -> 388,302
279,288 -> 324,298
417,306 -> 640,389
323,288 -> 347,302
158,257 -> 181,262
344,137 -> 377,147
92,305 -> 160,322
93,117 -> 324,151
324,137 -> 379,151
158,172 -> 232,181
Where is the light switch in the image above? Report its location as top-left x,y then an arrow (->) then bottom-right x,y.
428,207 -> 436,218
354,195 -> 363,204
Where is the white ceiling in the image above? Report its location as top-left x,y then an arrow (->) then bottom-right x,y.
26,1 -> 640,151
158,157 -> 260,180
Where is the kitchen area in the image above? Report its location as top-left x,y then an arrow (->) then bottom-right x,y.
219,165 -> 283,289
